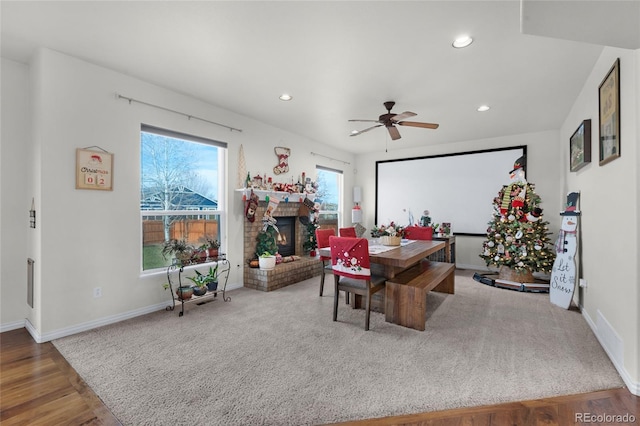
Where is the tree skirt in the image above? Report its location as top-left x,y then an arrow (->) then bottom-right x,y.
499,265 -> 534,283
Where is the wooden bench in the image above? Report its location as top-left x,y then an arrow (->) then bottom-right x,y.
384,260 -> 455,331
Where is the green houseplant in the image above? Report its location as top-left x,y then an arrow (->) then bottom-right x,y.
255,228 -> 278,260
258,251 -> 276,270
161,239 -> 193,264
185,271 -> 208,296
204,237 -> 220,258
185,265 -> 219,294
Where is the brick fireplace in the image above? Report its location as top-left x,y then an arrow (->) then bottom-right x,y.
243,199 -> 321,291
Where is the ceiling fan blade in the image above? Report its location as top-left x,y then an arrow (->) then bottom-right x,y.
391,111 -> 417,122
397,120 -> 439,129
387,125 -> 401,140
348,119 -> 379,123
350,124 -> 382,136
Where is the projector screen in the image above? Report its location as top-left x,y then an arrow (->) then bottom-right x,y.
375,146 -> 526,236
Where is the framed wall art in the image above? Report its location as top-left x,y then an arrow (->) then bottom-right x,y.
76,147 -> 113,190
598,58 -> 620,166
569,119 -> 591,172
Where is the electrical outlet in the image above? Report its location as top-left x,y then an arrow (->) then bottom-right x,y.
579,278 -> 587,288
93,287 -> 102,298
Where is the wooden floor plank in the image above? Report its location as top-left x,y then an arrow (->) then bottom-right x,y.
1,328 -> 638,426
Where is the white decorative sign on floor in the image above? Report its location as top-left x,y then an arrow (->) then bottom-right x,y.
550,192 -> 580,309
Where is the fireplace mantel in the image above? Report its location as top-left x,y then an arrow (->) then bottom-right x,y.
235,188 -> 317,202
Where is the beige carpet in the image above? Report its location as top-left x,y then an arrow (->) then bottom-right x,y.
53,270 -> 623,425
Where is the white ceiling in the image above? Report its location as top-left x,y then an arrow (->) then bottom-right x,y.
1,1 -> 635,154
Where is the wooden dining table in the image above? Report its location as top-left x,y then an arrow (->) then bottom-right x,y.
318,240 -> 447,322
367,240 -> 445,279
318,239 -> 445,278
318,239 -> 446,312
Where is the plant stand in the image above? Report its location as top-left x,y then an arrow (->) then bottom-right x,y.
165,254 -> 231,317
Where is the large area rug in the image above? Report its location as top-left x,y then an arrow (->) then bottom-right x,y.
53,270 -> 623,425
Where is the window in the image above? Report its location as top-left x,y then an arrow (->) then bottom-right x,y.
315,166 -> 342,231
140,124 -> 226,271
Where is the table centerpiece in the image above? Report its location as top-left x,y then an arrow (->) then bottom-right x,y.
371,222 -> 406,246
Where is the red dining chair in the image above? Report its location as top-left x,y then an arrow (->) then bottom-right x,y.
339,227 -> 357,237
329,236 -> 386,331
404,225 -> 433,240
316,228 -> 336,297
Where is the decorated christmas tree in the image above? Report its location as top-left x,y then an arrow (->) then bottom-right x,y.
479,156 -> 555,279
302,220 -> 319,254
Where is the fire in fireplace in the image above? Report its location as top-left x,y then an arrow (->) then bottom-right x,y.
275,216 -> 296,257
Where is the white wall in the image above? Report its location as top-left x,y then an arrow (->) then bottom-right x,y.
0,58 -> 30,330
561,47 -> 639,391
354,130 -> 563,270
1,48 -> 354,340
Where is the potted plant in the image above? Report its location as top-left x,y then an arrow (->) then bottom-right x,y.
175,285 -> 194,300
162,282 -> 194,300
255,228 -> 278,260
204,237 -> 220,258
185,265 -> 219,294
205,264 -> 219,292
258,251 -> 276,270
161,239 -> 193,264
192,245 -> 208,263
185,272 -> 208,296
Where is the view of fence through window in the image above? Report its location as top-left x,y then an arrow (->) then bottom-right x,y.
316,166 -> 342,228
140,125 -> 226,271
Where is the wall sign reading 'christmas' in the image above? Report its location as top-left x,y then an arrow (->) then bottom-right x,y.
550,192 -> 581,309
76,148 -> 113,191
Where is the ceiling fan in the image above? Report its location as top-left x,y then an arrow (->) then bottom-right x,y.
349,101 -> 439,140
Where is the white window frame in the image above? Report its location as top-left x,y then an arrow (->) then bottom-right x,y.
316,165 -> 343,227
140,124 -> 227,273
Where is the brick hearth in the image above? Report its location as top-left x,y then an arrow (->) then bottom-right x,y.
244,257 -> 322,291
243,199 -> 321,291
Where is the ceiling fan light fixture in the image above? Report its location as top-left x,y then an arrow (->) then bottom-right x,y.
452,35 -> 473,48
477,105 -> 490,112
279,94 -> 293,101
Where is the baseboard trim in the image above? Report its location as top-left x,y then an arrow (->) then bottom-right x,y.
21,281 -> 243,343
582,308 -> 640,396
26,302 -> 168,343
0,319 -> 26,333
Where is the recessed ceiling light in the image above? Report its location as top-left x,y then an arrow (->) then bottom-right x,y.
477,105 -> 490,112
452,35 -> 473,48
279,94 -> 292,101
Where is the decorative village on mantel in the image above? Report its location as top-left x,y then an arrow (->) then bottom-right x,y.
237,170 -> 318,202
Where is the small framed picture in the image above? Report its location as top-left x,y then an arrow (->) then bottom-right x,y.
76,148 -> 113,191
598,58 -> 620,166
569,119 -> 591,172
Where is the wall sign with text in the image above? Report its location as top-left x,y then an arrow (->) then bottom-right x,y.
76,148 -> 113,191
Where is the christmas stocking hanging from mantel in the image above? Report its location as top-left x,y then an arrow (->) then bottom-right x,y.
298,196 -> 315,225
262,197 -> 280,232
245,189 -> 259,222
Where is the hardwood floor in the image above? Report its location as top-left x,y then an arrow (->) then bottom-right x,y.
2,328 -> 638,425
1,328 -> 121,425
